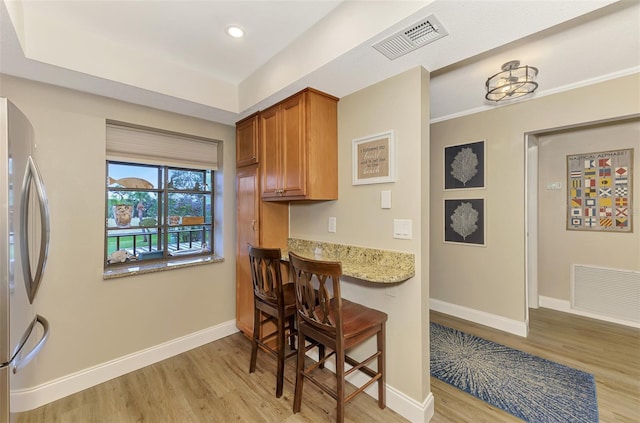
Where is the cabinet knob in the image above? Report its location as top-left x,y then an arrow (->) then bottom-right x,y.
252,219 -> 256,231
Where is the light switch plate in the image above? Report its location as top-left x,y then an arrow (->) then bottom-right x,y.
328,216 -> 337,233
393,219 -> 412,239
381,191 -> 392,209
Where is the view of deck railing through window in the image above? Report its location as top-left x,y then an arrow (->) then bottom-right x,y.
105,161 -> 213,266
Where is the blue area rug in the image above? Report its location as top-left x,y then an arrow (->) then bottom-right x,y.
430,322 -> 599,422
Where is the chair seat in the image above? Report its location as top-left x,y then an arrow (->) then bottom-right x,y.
257,283 -> 297,314
342,299 -> 387,340
303,299 -> 387,350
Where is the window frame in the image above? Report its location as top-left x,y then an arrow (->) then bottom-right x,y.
105,160 -> 214,268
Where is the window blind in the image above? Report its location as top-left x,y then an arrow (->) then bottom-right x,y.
106,122 -> 219,170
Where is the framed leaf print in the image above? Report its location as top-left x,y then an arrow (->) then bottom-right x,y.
444,141 -> 485,190
444,198 -> 485,246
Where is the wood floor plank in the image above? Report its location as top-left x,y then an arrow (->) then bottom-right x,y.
14,307 -> 639,422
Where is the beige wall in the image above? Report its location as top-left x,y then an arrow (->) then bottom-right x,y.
289,67 -> 430,402
430,73 -> 640,323
537,119 -> 640,300
0,75 -> 236,389
5,64 -> 637,415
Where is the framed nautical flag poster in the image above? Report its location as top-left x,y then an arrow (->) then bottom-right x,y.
566,148 -> 633,232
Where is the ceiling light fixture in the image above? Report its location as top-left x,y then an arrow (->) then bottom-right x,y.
225,25 -> 245,38
485,60 -> 538,102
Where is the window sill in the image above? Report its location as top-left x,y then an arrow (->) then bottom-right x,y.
103,255 -> 223,280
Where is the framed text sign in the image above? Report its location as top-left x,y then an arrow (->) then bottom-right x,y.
566,148 -> 633,232
352,130 -> 395,185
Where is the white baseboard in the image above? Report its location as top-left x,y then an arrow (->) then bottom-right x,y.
385,384 -> 433,423
538,296 -> 640,329
11,320 -> 239,412
305,349 -> 434,423
429,298 -> 528,337
538,296 -> 571,311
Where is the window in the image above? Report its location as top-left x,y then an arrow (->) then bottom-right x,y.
105,122 -> 219,268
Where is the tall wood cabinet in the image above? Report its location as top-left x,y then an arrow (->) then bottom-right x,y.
235,88 -> 338,337
235,165 -> 288,335
235,115 -> 288,336
260,88 -> 338,201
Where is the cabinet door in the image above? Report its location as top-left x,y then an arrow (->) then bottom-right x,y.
260,105 -> 281,199
258,88 -> 337,202
236,165 -> 260,335
280,93 -> 306,198
236,114 -> 259,167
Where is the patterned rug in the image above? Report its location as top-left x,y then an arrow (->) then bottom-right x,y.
430,323 -> 599,422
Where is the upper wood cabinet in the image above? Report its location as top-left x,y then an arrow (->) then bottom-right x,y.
259,88 -> 338,201
236,112 -> 259,168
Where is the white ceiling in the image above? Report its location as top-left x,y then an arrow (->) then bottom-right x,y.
1,0 -> 638,126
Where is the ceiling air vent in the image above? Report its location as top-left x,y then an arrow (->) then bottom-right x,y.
373,15 -> 448,60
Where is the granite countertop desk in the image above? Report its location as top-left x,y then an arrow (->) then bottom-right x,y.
283,238 -> 414,284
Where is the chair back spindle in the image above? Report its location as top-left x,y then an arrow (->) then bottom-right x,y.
291,258 -> 341,336
249,250 -> 282,305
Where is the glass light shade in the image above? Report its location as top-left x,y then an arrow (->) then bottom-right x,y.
485,60 -> 538,102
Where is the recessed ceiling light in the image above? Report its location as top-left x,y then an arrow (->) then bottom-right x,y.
225,25 -> 245,38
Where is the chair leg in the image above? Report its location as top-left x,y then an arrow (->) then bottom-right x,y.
288,315 -> 296,351
336,345 -> 346,423
378,325 -> 386,409
293,327 -> 306,413
275,314 -> 285,398
318,344 -> 325,369
249,308 -> 261,374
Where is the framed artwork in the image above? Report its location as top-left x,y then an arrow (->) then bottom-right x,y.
444,198 -> 485,246
566,148 -> 633,232
352,130 -> 396,185
444,140 -> 485,190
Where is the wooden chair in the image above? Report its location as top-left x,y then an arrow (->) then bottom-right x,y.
288,252 -> 388,423
248,245 -> 296,398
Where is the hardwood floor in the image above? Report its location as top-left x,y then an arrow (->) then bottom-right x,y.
14,333 -> 406,423
15,308 -> 639,422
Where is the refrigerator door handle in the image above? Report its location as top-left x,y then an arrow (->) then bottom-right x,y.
19,155 -> 50,304
11,315 -> 49,374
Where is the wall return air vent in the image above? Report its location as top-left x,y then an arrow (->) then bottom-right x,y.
373,15 -> 448,60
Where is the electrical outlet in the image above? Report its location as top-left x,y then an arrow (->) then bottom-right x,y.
385,285 -> 398,297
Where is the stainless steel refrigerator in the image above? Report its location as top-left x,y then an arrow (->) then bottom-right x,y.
0,98 -> 50,423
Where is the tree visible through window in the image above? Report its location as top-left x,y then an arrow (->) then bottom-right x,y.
105,161 -> 213,266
